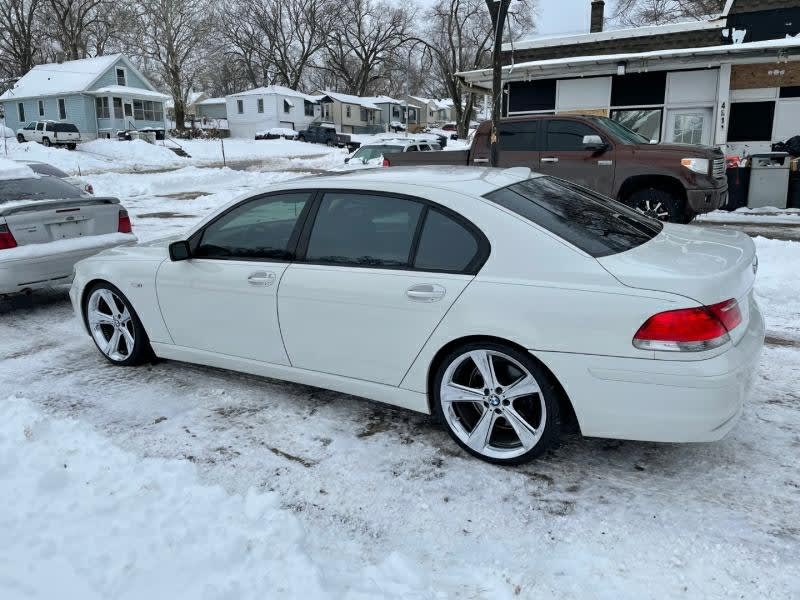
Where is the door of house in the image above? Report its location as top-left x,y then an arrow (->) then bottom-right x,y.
665,108 -> 713,146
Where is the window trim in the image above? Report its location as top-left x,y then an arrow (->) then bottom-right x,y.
257,98 -> 264,113
294,188 -> 490,275
237,99 -> 244,114
187,190 -> 317,263
57,97 -> 67,120
116,66 -> 127,87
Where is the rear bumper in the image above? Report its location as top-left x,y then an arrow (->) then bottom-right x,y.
0,233 -> 136,295
534,298 -> 765,443
686,182 -> 728,214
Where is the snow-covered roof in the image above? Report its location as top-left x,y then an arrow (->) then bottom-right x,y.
197,97 -> 225,105
92,86 -> 169,100
361,95 -> 402,105
508,18 -> 724,52
230,85 -> 319,103
318,91 -> 379,110
461,36 -> 800,87
406,96 -> 451,111
0,54 -> 128,101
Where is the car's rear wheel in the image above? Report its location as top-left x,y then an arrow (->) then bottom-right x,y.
432,342 -> 561,465
42,137 -> 51,147
83,283 -> 153,366
67,143 -> 76,150
628,188 -> 683,222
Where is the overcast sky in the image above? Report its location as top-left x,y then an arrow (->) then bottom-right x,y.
535,0 -> 595,36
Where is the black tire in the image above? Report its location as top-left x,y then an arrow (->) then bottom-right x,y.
432,341 -> 561,465
67,143 -> 76,150
298,135 -> 305,142
82,282 -> 154,366
627,187 -> 684,223
16,134 -> 25,143
42,137 -> 51,147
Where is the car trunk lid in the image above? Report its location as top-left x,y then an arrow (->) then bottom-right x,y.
597,224 -> 757,343
0,197 -> 121,246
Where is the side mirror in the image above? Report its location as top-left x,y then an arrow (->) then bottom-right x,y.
169,240 -> 191,261
582,134 -> 606,150
344,156 -> 351,164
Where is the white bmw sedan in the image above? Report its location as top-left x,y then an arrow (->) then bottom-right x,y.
70,167 -> 765,465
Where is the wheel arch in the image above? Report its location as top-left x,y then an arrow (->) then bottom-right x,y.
425,334 -> 580,433
617,174 -> 687,205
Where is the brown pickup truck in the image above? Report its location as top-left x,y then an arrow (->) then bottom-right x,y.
383,115 -> 728,223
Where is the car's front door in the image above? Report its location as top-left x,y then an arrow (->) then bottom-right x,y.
278,191 -> 486,385
536,118 -> 616,196
156,191 -> 312,364
34,122 -> 44,142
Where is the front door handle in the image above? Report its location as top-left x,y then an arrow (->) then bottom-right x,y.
540,157 -> 559,163
247,271 -> 276,286
406,284 -> 446,302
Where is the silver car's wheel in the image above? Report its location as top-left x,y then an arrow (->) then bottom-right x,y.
435,345 -> 559,463
88,288 -> 136,362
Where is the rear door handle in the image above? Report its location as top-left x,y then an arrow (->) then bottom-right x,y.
247,271 -> 276,287
406,284 -> 446,302
540,157 -> 559,163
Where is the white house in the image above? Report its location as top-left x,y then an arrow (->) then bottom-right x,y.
226,85 -> 321,138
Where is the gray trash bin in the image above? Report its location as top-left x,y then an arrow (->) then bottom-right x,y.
747,153 -> 790,209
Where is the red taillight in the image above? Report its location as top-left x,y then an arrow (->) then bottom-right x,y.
0,224 -> 18,249
633,299 -> 741,352
382,158 -> 390,167
118,209 -> 132,233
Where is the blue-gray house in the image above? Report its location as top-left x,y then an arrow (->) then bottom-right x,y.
0,54 -> 168,140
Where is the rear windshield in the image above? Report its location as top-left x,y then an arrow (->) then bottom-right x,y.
484,177 -> 662,257
49,123 -> 79,133
0,176 -> 83,204
353,145 -> 404,161
24,162 -> 69,178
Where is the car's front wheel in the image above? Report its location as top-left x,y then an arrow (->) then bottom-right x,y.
628,188 -> 683,222
16,134 -> 25,143
83,283 -> 153,366
432,342 -> 561,465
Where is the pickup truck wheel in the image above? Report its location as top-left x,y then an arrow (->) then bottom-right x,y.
16,134 -> 25,143
42,137 -> 51,147
628,188 -> 682,223
326,139 -> 335,147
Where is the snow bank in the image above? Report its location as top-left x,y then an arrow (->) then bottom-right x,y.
0,397 -> 515,599
179,138 -> 340,163
2,125 -> 14,138
753,236 -> 800,336
80,139 -> 187,168
256,128 -> 298,138
0,157 -> 37,180
1,139 -> 113,174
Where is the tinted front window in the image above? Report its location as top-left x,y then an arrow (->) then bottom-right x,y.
195,193 -> 308,260
484,177 -> 662,257
306,193 -> 423,267
414,209 -> 479,273
0,177 -> 83,204
499,120 -> 539,151
545,120 -> 599,151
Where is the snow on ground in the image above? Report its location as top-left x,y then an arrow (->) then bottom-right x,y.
751,237 -> 800,339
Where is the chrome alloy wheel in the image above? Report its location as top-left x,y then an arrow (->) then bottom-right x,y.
635,198 -> 670,221
440,350 -> 546,460
87,288 -> 135,362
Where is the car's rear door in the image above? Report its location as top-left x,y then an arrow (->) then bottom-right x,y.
155,191 -> 313,364
536,118 -> 616,196
277,190 -> 487,386
496,119 -> 542,171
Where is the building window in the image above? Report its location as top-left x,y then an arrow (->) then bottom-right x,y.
304,100 -> 315,116
37,100 -> 44,117
257,98 -> 264,113
346,105 -> 351,118
237,99 -> 243,114
611,72 -> 667,107
112,97 -> 123,119
116,67 -> 126,86
611,108 -> 663,142
728,101 -> 775,142
360,108 -> 367,121
58,98 -> 67,119
133,99 -> 143,120
124,103 -> 133,117
18,103 -> 24,121
283,99 -> 292,113
96,97 -> 110,119
507,80 -> 557,114
671,113 -> 705,145
392,106 -> 399,118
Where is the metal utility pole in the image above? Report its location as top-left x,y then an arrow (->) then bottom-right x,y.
485,0 -> 511,167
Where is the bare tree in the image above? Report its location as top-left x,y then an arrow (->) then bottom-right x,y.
133,0 -> 212,130
0,0 -> 43,80
414,0 -> 534,137
46,0 -> 109,59
320,0 -> 414,95
611,0 -> 723,27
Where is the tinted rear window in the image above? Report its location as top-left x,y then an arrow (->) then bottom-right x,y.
0,177 -> 83,204
50,123 -> 79,133
484,177 -> 662,257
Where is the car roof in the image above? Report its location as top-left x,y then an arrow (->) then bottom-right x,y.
281,166 -> 541,196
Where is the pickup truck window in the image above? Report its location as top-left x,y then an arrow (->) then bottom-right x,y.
484,176 -> 662,258
545,120 -> 599,151
587,116 -> 650,144
499,121 -> 540,151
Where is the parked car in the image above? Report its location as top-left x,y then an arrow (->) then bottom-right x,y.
344,140 -> 441,165
16,120 -> 82,149
297,124 -> 350,148
70,166 -> 763,465
14,159 -> 94,195
385,115 -> 727,223
0,160 -> 135,296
